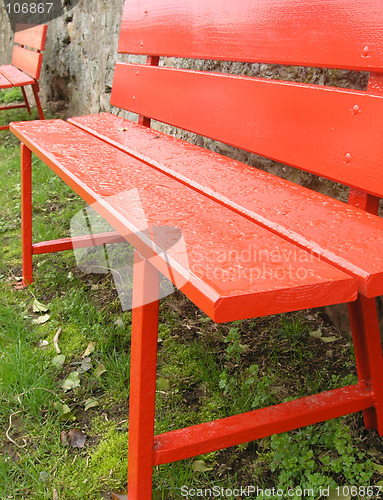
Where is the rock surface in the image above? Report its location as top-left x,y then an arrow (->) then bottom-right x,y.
0,0 -> 124,116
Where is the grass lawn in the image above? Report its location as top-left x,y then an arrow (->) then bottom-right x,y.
0,88 -> 383,499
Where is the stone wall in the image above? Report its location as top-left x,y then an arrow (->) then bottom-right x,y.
0,0 -> 124,116
0,9 -> 13,65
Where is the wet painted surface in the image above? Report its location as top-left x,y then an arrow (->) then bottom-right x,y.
10,119 -> 356,322
70,113 -> 383,296
119,0 -> 383,72
110,63 -> 383,199
10,3 -> 383,492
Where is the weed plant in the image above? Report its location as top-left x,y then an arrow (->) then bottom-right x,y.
0,87 -> 24,104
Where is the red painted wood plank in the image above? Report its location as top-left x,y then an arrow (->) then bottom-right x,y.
348,295 -> 383,434
349,188 -> 380,214
10,119 -> 356,322
111,63 -> 383,198
0,73 -> 12,89
11,46 -> 43,80
69,113 -> 383,297
0,104 -> 27,110
153,382 -> 373,465
128,252 -> 160,498
20,144 -> 33,286
0,65 -> 34,86
14,24 -> 47,51
32,231 -> 126,254
119,0 -> 383,72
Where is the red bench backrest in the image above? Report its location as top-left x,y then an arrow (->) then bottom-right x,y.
11,24 -> 48,80
111,0 -> 383,198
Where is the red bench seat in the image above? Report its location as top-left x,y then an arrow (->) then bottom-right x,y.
69,112 -> 383,297
10,118 -> 357,322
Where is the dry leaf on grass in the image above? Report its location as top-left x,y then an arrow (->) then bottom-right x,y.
82,342 -> 95,358
62,371 -> 81,391
33,314 -> 50,325
84,398 -> 99,411
51,354 -> 66,368
32,298 -> 49,313
95,363 -> 106,377
68,428 -> 87,448
61,431 -> 69,446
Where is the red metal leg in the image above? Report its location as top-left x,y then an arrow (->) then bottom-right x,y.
18,143 -> 33,287
127,251 -> 160,499
21,86 -> 31,115
31,83 -> 44,120
348,295 -> 383,434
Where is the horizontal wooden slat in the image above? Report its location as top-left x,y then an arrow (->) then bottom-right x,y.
69,113 -> 383,297
111,63 -> 383,198
14,24 -> 47,51
153,383 -> 373,464
0,73 -> 12,88
32,232 -> 126,254
10,119 -> 356,323
11,46 -> 43,80
119,0 -> 383,71
0,64 -> 34,86
0,104 -> 27,111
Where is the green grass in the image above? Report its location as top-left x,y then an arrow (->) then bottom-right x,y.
0,87 -> 37,131
0,86 -> 24,104
1,98 -> 383,499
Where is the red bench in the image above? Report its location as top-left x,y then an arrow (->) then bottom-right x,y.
10,0 -> 383,498
0,24 -> 47,131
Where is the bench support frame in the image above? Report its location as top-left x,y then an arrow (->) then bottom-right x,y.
123,256 -> 383,499
1,23 -> 47,131
128,252 -> 160,498
18,143 -> 383,499
0,83 -> 44,132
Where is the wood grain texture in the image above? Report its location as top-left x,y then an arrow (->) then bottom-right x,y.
119,0 -> 383,71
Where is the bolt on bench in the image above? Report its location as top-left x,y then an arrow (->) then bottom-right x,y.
0,23 -> 47,131
10,0 -> 383,497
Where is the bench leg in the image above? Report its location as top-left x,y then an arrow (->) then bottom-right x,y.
21,86 -> 31,115
31,83 -> 44,120
127,251 -> 160,499
19,143 -> 33,287
348,295 -> 383,435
